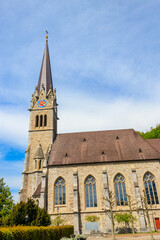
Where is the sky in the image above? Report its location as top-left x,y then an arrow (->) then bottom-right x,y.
1,0 -> 160,202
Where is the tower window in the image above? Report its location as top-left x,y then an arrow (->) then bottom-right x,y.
35,160 -> 37,169
39,160 -> 42,169
35,115 -> 39,127
40,115 -> 43,127
44,114 -> 47,126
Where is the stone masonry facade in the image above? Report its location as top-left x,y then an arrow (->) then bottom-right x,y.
19,37 -> 160,234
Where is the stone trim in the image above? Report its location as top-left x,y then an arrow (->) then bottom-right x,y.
131,169 -> 147,232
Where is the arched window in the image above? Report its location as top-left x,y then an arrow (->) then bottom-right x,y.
114,173 -> 128,206
35,160 -> 37,169
144,172 -> 159,205
40,115 -> 43,127
35,115 -> 39,127
39,160 -> 41,169
44,114 -> 47,126
55,177 -> 66,205
85,175 -> 97,208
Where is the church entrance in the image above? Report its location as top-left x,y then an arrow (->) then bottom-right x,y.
155,218 -> 160,229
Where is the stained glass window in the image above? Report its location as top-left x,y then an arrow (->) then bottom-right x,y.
55,177 -> 66,205
85,175 -> 97,208
114,173 -> 128,206
144,172 -> 159,205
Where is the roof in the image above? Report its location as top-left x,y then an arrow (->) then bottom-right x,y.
38,40 -> 53,94
48,129 -> 160,166
146,139 -> 160,153
32,182 -> 41,197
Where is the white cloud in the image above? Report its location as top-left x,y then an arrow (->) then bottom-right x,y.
0,108 -> 28,147
0,159 -> 24,203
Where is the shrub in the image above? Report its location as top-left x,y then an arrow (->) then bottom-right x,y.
85,215 -> 100,222
36,208 -> 51,226
0,225 -> 73,240
1,198 -> 51,227
52,213 -> 66,226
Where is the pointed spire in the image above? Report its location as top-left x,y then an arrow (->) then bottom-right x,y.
38,35 -> 53,94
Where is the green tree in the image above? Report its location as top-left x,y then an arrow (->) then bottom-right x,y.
114,213 -> 136,227
36,208 -> 51,226
0,178 -> 14,218
138,124 -> 160,139
25,198 -> 38,225
11,201 -> 26,225
52,213 -> 65,226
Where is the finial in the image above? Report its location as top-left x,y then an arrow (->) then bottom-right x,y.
46,30 -> 48,42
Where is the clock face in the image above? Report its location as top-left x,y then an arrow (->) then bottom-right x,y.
37,99 -> 47,108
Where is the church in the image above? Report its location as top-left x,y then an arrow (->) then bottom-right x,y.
19,35 -> 160,234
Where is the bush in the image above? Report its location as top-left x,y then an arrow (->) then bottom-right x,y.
0,225 -> 73,240
36,208 -> 51,226
85,215 -> 100,222
1,198 -> 51,227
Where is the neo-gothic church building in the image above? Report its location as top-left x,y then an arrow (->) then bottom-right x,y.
19,37 -> 160,234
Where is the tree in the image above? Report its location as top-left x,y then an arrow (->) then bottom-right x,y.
137,124 -> 160,139
114,213 -> 136,227
0,178 -> 14,218
52,213 -> 65,226
140,191 -> 154,240
104,191 -> 116,240
36,208 -> 51,226
25,198 -> 38,225
11,201 -> 26,225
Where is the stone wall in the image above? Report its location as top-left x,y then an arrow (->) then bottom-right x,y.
47,160 -> 160,233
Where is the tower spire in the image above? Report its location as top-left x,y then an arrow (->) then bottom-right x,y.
38,33 -> 53,94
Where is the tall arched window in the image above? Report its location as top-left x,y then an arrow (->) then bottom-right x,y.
35,115 -> 39,127
35,160 -> 37,169
85,175 -> 97,208
39,160 -> 41,169
40,115 -> 43,127
44,114 -> 47,126
144,172 -> 159,205
55,177 -> 66,205
114,173 -> 128,206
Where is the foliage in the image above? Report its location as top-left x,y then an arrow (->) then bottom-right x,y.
137,124 -> 160,139
85,215 -> 100,222
11,201 -> 26,226
52,213 -> 65,226
1,198 -> 51,227
0,178 -> 14,219
0,225 -> 74,240
114,213 -> 136,227
25,198 -> 38,225
35,208 -> 51,226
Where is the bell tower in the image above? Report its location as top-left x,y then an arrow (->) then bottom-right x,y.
19,35 -> 58,201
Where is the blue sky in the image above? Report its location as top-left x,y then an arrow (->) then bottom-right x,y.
1,0 -> 160,202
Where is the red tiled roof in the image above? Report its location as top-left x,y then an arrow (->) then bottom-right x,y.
146,139 -> 160,154
48,129 -> 160,166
